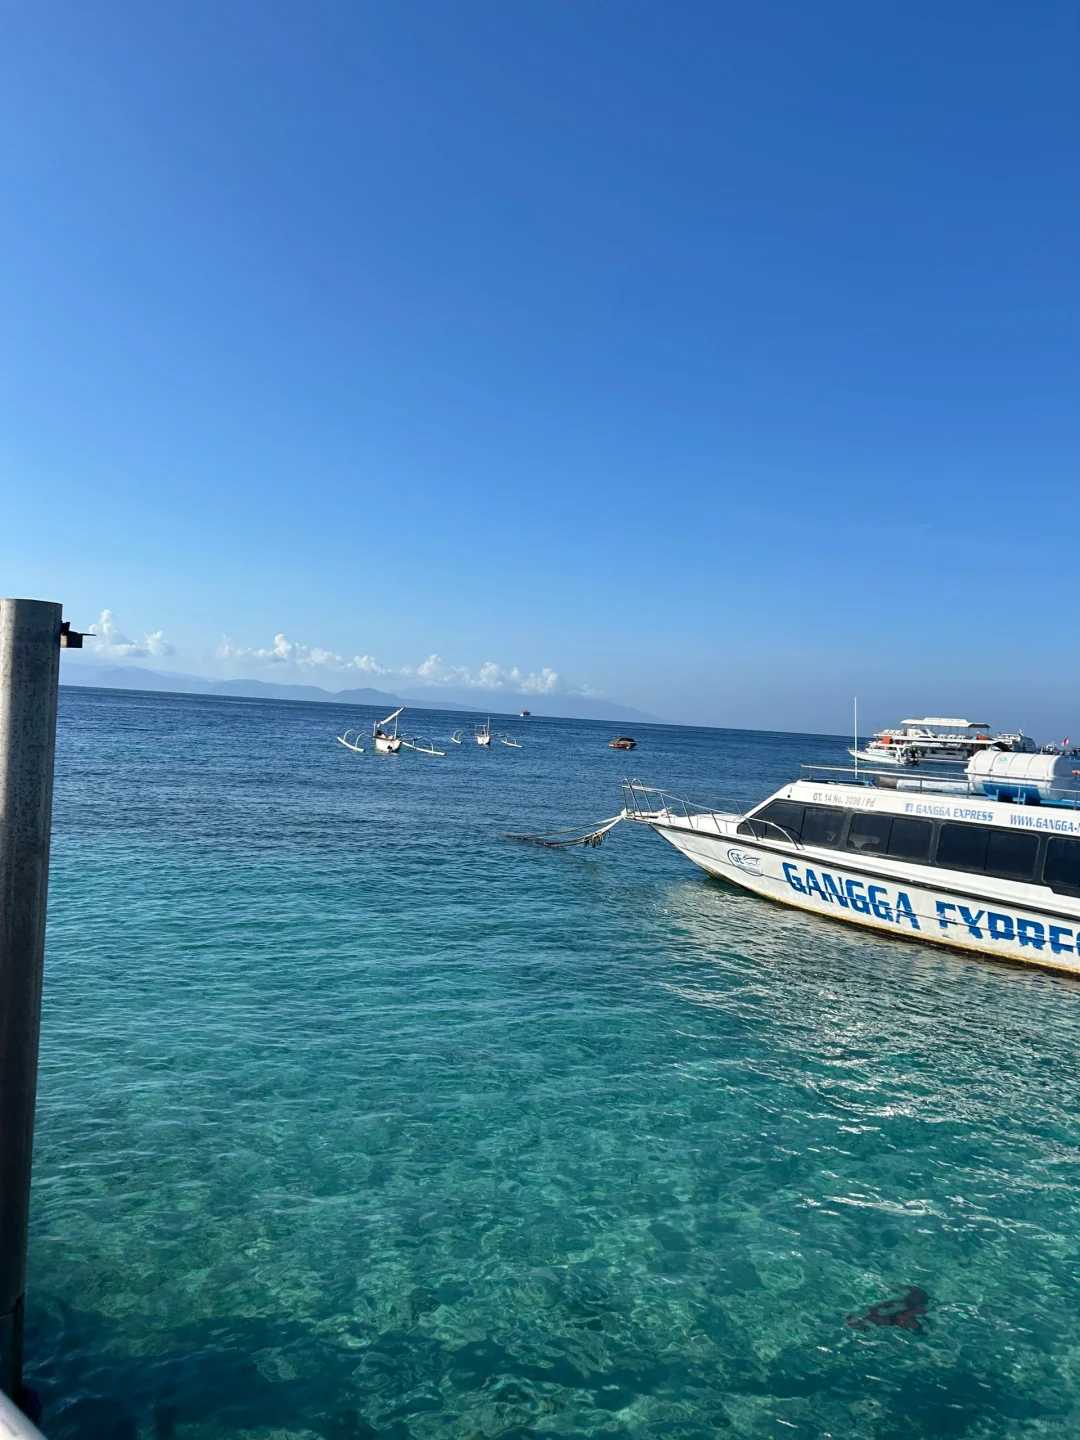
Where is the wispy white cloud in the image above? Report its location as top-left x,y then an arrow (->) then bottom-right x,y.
217,633 -> 356,670
89,609 -> 173,660
520,666 -> 560,694
407,653 -> 562,693
216,633 -> 569,693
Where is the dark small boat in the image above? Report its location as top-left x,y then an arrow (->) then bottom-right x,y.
609,736 -> 637,751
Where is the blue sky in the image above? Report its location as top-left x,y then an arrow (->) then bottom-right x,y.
3,1 -> 1077,734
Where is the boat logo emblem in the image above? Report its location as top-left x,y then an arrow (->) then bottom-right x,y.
726,847 -> 762,874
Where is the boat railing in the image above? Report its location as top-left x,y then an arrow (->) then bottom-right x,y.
736,818 -> 804,847
622,780 -> 729,832
621,781 -> 804,846
800,763 -> 1080,810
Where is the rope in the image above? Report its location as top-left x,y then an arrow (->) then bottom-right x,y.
504,814 -> 624,849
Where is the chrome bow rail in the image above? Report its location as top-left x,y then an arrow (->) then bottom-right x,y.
621,779 -> 722,821
621,780 -> 803,846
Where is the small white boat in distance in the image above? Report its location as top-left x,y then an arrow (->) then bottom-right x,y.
500,736 -> 522,748
519,709 -> 530,718
373,706 -> 404,754
336,729 -> 365,753
850,717 -> 1037,768
476,718 -> 492,748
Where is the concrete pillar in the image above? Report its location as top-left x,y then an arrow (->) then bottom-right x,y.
0,599 -> 62,1400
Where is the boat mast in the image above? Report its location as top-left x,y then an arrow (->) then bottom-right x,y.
853,697 -> 859,780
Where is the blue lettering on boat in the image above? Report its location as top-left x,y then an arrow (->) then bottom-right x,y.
780,864 -> 1077,953
987,912 -> 1014,942
822,873 -> 848,907
804,868 -> 827,901
846,879 -> 870,914
1017,918 -> 1045,950
868,885 -> 892,922
958,905 -> 985,938
894,893 -> 918,929
1049,925 -> 1074,955
779,864 -> 919,931
936,901 -> 1074,954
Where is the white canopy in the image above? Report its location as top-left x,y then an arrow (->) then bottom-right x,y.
901,717 -> 988,729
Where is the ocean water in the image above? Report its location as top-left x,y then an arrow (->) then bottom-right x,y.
28,686 -> 1080,1439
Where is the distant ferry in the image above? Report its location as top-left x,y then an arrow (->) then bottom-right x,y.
849,716 -> 1036,768
624,750 -> 1080,974
519,709 -> 530,718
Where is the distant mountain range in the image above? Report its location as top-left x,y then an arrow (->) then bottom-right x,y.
59,662 -> 660,724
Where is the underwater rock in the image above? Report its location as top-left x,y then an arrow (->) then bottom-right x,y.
845,1286 -> 929,1333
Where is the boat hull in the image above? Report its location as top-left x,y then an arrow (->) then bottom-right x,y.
650,820 -> 1080,977
848,746 -> 968,768
374,736 -> 402,754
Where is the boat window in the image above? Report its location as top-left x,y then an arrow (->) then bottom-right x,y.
1044,837 -> 1080,897
983,829 -> 1040,884
737,800 -> 804,842
800,805 -> 846,848
846,813 -> 892,855
936,822 -> 990,873
886,816 -> 932,863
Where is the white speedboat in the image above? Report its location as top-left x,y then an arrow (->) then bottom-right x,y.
623,751 -> 1080,974
372,706 -> 404,754
849,716 -> 1036,767
476,718 -> 492,748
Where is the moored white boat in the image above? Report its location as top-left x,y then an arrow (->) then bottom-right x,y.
372,706 -> 404,754
371,706 -> 444,756
476,718 -> 492,747
623,752 -> 1080,975
849,716 -> 1036,767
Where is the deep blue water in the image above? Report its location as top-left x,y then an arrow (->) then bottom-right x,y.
29,687 -> 1080,1438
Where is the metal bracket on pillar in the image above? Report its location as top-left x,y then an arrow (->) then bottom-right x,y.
58,622 -> 88,649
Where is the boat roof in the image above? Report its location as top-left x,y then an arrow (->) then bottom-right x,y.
899,717 -> 988,728
773,771 -> 1080,836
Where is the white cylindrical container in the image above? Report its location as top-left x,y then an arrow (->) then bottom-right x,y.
967,750 -> 1080,802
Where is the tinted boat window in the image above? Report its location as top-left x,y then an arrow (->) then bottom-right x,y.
984,828 -> 1040,883
846,812 -> 892,855
936,823 -> 989,873
886,816 -> 932,863
1044,837 -> 1080,897
737,800 -> 804,842
800,805 -> 845,848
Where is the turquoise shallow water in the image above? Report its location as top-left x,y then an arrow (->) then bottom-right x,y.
29,687 -> 1080,1438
